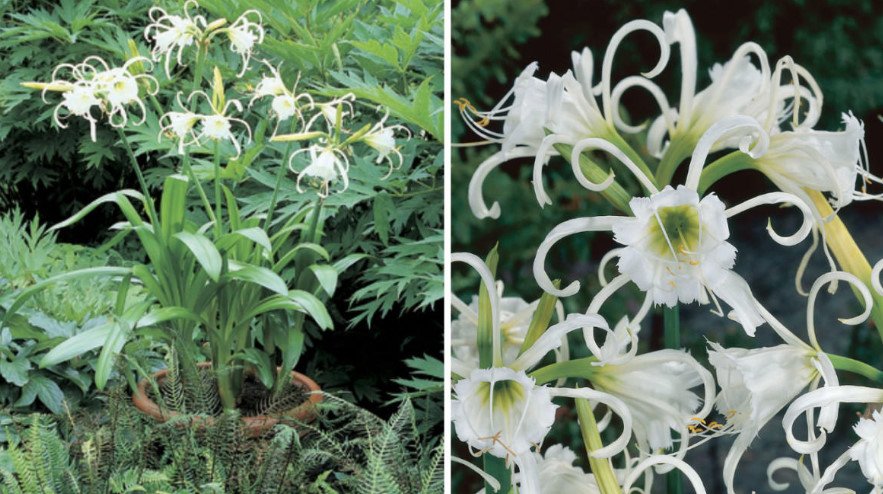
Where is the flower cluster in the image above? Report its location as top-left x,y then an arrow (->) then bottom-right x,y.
24,1 -> 410,198
454,9 -> 882,494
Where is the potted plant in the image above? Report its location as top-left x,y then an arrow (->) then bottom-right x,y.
4,2 -> 408,432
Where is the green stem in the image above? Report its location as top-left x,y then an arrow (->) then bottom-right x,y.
663,306 -> 683,494
664,305 -> 680,349
213,141 -> 223,236
605,131 -> 657,191
697,151 -> 758,194
655,135 -> 696,187
116,128 -> 158,226
180,155 -> 217,225
829,354 -> 883,383
530,357 -> 597,385
576,399 -> 622,494
263,120 -> 299,231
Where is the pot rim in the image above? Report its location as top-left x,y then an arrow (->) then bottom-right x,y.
131,361 -> 323,432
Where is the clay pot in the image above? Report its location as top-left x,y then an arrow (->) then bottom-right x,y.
131,362 -> 323,437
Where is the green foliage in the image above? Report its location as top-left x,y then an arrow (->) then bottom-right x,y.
388,355 -> 443,436
0,210 -> 148,414
0,391 -> 442,494
0,0 -> 153,215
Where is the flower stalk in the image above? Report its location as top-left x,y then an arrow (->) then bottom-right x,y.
575,398 -> 622,494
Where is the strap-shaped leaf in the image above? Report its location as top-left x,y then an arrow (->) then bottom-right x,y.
274,242 -> 330,271
332,253 -> 368,273
40,321 -> 115,368
49,189 -> 146,232
174,231 -> 223,282
159,174 -> 189,242
224,262 -> 288,295
135,307 -> 205,329
309,264 -> 338,297
218,227 -> 273,255
237,349 -> 274,389
289,289 -> 332,330
95,321 -> 130,390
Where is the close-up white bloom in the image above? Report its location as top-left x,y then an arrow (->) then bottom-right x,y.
754,111 -> 876,214
451,292 -> 535,371
708,342 -> 831,494
43,56 -> 158,141
159,90 -> 251,157
56,83 -> 100,140
592,348 -> 714,453
534,174 -> 814,335
516,444 -> 603,494
453,367 -> 556,461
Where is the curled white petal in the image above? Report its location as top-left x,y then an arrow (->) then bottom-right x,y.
548,386 -> 633,459
725,191 -> 814,246
469,147 -> 535,219
533,216 -> 619,297
684,115 -> 770,190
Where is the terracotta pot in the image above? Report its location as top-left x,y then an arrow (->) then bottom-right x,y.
132,362 -> 323,437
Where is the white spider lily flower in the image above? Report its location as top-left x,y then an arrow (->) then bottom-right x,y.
592,348 -> 715,453
453,367 -> 557,461
455,62 -> 548,153
158,92 -> 201,154
451,292 -> 535,371
42,56 -> 158,141
753,111 -> 876,213
361,112 -> 412,178
87,57 -> 158,128
462,17 -> 671,220
619,11 -> 823,163
289,145 -> 349,198
208,10 -> 263,77
707,271 -> 873,494
850,410 -> 883,488
306,94 -> 356,130
450,253 -> 637,493
249,61 -> 315,132
144,0 -> 205,76
516,444 -> 603,494
534,148 -> 814,335
708,342 -> 829,494
55,83 -> 100,141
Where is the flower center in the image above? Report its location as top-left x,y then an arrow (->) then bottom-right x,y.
647,205 -> 701,259
479,379 -> 527,412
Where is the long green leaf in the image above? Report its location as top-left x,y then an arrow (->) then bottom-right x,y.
224,262 -> 288,295
159,174 -> 189,242
289,289 -> 332,330
48,189 -> 145,231
39,321 -> 115,368
174,231 -> 223,282
309,264 -> 338,297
